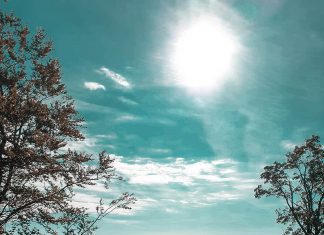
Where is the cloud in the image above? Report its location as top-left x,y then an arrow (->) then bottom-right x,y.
164,208 -> 179,214
97,67 -> 131,88
118,96 -> 138,106
125,66 -> 134,71
113,155 -> 256,189
114,156 -> 259,207
139,148 -> 171,154
75,99 -> 114,114
204,191 -> 241,201
280,140 -> 297,151
66,154 -> 258,218
84,81 -> 106,91
115,114 -> 138,122
95,133 -> 118,140
72,187 -> 155,216
110,156 -> 258,211
72,193 -> 101,213
62,135 -> 97,153
62,132 -> 118,154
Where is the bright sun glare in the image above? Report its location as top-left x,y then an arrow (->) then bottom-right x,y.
171,17 -> 239,93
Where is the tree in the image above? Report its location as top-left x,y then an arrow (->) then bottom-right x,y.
255,135 -> 324,235
0,8 -> 135,235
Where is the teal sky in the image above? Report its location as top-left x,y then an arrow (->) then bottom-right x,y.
5,0 -> 324,234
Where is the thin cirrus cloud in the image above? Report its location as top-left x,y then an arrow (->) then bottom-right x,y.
84,81 -> 106,91
115,114 -> 138,122
97,66 -> 131,88
65,134 -> 257,214
113,156 -> 255,188
69,154 -> 258,217
118,96 -> 138,106
111,156 -> 258,211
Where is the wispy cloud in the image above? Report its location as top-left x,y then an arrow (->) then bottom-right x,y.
67,153 -> 258,218
62,135 -> 97,153
115,114 -> 138,122
204,191 -> 241,201
84,81 -> 106,91
62,132 -> 117,154
118,96 -> 138,106
97,66 -> 131,88
112,156 -> 258,210
140,148 -> 171,154
280,140 -> 297,151
63,132 -> 257,216
113,156 -> 247,186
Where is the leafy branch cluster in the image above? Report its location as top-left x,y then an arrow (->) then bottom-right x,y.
255,136 -> 324,235
0,9 -> 135,235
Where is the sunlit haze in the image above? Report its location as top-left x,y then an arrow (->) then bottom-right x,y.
170,16 -> 240,93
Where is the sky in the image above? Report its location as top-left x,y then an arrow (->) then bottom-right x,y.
4,0 -> 324,234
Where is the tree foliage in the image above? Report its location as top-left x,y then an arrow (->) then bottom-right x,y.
0,9 -> 135,235
255,135 -> 324,235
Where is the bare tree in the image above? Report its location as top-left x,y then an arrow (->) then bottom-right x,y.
0,9 -> 135,235
255,135 -> 324,235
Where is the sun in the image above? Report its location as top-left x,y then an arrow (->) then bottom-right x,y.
170,16 -> 239,93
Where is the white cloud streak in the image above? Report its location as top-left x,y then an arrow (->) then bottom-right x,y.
111,156 -> 258,211
115,114 -> 138,122
84,81 -> 106,91
118,96 -> 138,106
113,156 -> 257,189
97,67 -> 131,88
66,154 -> 258,217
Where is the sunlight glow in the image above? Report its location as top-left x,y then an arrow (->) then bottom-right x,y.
171,17 -> 240,93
